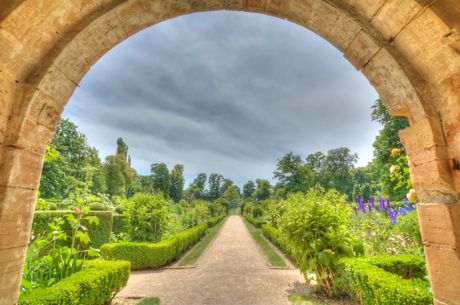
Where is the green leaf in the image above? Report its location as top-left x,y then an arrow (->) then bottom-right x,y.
318,251 -> 328,265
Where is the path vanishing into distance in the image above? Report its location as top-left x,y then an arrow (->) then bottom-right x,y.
114,215 -> 311,304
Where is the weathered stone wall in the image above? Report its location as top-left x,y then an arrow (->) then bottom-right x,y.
0,0 -> 459,304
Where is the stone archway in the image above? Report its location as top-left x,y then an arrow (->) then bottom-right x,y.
1,0 -> 460,304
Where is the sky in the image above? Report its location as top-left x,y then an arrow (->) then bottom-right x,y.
64,10 -> 381,190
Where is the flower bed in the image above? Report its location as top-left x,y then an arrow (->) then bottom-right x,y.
18,260 -> 130,305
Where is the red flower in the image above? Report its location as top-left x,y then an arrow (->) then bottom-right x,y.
74,208 -> 79,214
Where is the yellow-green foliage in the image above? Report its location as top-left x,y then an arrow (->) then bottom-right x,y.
243,214 -> 265,228
101,224 -> 206,270
207,214 -> 226,228
335,255 -> 432,304
33,211 -> 113,249
18,260 -> 130,305
261,224 -> 294,256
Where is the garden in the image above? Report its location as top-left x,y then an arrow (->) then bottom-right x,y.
19,186 -> 227,304
242,184 -> 432,304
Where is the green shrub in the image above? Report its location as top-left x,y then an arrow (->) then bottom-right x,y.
206,214 -> 226,228
334,255 -> 432,304
112,214 -> 129,235
32,211 -> 113,249
18,260 -> 130,305
262,224 -> 294,256
89,202 -> 107,211
115,205 -> 124,214
101,224 -> 206,270
252,205 -> 264,218
48,203 -> 58,210
243,214 -> 265,228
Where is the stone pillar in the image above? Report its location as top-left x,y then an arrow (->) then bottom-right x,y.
400,118 -> 460,305
0,146 -> 44,304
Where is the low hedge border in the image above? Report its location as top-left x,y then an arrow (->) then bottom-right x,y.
207,214 -> 226,228
261,224 -> 294,257
243,214 -> 265,228
18,260 -> 130,305
335,255 -> 432,304
101,224 -> 207,270
33,211 -> 113,249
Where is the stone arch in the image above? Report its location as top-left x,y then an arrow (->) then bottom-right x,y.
1,1 -> 459,304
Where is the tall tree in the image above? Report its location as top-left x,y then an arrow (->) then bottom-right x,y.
207,173 -> 223,201
223,185 -> 241,202
243,180 -> 256,199
104,155 -> 127,198
306,151 -> 328,187
252,179 -> 271,201
116,137 -> 129,162
370,98 -> 410,200
219,178 -> 234,196
323,147 -> 358,199
150,163 -> 171,198
193,173 -> 207,191
273,152 -> 314,195
170,164 -> 185,203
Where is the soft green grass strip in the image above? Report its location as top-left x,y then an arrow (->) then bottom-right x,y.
288,295 -> 326,305
178,217 -> 228,266
242,218 -> 288,268
137,297 -> 160,305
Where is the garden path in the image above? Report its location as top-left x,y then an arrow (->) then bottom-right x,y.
113,215 -> 311,304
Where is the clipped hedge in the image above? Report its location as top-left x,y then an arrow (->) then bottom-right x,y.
112,214 -> 129,236
261,224 -> 294,256
207,214 -> 226,228
243,214 -> 266,228
101,224 -> 207,270
33,211 -> 113,249
335,255 -> 432,304
18,260 -> 130,305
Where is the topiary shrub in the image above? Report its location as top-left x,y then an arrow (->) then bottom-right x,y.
115,205 -> 124,214
243,214 -> 265,228
48,203 -> 58,211
18,260 -> 130,305
206,214 -> 226,228
112,214 -> 129,236
252,205 -> 264,218
89,202 -> 106,211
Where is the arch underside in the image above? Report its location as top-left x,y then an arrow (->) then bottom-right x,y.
1,0 -> 460,304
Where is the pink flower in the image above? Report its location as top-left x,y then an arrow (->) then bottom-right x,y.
74,208 -> 79,214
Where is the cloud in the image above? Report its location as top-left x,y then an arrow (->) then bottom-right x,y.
64,10 -> 380,189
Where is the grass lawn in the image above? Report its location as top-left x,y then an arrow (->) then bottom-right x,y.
137,297 -> 160,305
242,217 -> 288,268
178,217 -> 228,266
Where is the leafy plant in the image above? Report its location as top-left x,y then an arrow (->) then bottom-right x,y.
277,188 -> 353,294
121,190 -> 169,242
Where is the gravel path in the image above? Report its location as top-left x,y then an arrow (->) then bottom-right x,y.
113,215 -> 311,304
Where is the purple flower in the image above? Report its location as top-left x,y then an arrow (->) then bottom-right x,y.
353,207 -> 358,214
368,204 -> 372,213
386,198 -> 391,210
370,196 -> 375,209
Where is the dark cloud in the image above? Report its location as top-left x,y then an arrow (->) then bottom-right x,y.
64,11 -> 380,188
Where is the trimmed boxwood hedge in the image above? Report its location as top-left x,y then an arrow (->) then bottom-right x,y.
18,260 -> 130,305
243,214 -> 266,228
101,224 -> 207,270
335,255 -> 432,304
33,211 -> 113,249
261,224 -> 294,256
207,214 -> 226,228
112,214 -> 129,236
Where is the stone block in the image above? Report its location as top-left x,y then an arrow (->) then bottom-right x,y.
325,12 -> 362,53
344,30 -> 381,70
36,65 -> 78,105
399,117 -> 446,153
410,160 -> 455,203
344,0 -> 386,20
417,203 -> 460,249
361,47 -> 422,119
406,146 -> 449,168
14,117 -> 55,154
223,0 -> 244,11
0,146 -> 44,190
246,0 -> 266,13
425,246 -> 460,305
394,8 -> 460,84
0,246 -> 27,305
370,0 -> 422,40
265,0 -> 291,17
0,187 -> 37,249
